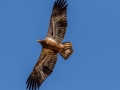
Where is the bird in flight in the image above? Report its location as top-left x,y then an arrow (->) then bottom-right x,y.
26,0 -> 73,90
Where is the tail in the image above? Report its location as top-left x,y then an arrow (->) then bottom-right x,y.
59,42 -> 73,60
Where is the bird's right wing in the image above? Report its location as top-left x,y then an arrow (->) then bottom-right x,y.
26,48 -> 58,90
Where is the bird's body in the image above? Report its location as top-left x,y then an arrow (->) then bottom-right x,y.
26,0 -> 73,90
38,38 -> 63,52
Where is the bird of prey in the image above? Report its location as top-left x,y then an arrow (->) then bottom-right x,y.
26,0 -> 73,90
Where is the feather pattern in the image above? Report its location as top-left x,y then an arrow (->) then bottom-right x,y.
47,0 -> 68,43
26,48 -> 58,90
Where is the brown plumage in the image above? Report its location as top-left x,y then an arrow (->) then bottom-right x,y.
26,0 -> 73,90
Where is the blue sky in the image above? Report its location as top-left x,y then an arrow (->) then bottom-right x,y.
0,0 -> 120,90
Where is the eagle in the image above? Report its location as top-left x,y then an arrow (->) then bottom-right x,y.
26,0 -> 73,90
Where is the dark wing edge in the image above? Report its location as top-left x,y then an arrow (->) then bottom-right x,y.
47,0 -> 68,43
26,48 -> 58,90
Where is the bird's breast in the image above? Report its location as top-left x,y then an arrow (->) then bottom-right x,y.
44,38 -> 63,52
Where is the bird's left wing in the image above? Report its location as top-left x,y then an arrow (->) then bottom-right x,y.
26,48 -> 58,90
47,0 -> 68,43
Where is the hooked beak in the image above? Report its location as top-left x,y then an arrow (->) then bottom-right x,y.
36,40 -> 41,42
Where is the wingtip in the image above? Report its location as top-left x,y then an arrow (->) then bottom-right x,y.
54,0 -> 68,8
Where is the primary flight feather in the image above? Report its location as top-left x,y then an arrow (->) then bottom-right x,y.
26,0 -> 73,90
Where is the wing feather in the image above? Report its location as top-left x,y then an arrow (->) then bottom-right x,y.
47,0 -> 68,43
26,48 -> 58,90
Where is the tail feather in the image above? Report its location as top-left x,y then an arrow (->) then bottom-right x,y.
59,42 -> 73,60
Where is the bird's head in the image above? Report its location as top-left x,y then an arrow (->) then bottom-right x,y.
37,39 -> 45,45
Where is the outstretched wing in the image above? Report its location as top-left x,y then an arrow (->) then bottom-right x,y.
26,48 -> 58,90
47,0 -> 68,43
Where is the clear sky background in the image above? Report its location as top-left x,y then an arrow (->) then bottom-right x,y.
0,0 -> 120,90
